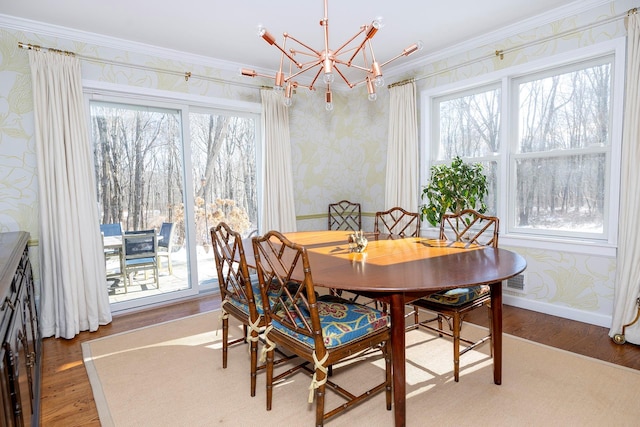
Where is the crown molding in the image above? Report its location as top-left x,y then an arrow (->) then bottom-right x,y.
383,0 -> 615,80
0,13 -> 247,73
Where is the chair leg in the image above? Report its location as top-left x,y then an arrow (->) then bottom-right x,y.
153,265 -> 159,289
222,316 -> 229,369
250,334 -> 258,397
315,378 -> 327,427
437,314 -> 445,337
413,305 -> 420,327
453,313 -> 461,382
266,349 -> 274,411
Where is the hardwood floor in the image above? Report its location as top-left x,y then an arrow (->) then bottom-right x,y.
39,295 -> 640,426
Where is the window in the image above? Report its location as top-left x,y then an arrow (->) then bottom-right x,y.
88,88 -> 260,310
513,58 -> 611,237
433,84 -> 501,215
424,43 -> 623,247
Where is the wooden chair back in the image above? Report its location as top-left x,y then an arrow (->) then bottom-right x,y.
439,209 -> 499,248
374,207 -> 420,237
251,230 -> 320,347
328,200 -> 362,231
210,222 -> 259,320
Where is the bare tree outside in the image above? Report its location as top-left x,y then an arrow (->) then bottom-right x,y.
515,62 -> 610,232
91,101 -> 258,293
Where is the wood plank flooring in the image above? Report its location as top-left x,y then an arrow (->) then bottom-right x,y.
39,295 -> 640,426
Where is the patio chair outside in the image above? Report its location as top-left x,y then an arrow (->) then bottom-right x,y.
122,230 -> 159,293
100,222 -> 123,280
157,222 -> 175,274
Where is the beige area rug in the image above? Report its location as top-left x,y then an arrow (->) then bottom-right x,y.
82,311 -> 640,427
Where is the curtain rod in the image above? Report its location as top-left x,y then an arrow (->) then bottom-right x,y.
387,78 -> 415,89
17,41 -> 263,91
393,8 -> 631,86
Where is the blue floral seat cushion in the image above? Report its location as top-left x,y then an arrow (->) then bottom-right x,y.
271,300 -> 389,349
225,274 -> 270,315
423,284 -> 490,306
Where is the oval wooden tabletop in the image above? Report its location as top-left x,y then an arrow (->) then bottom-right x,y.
246,230 -> 527,295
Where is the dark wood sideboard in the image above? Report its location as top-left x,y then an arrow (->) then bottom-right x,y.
0,232 -> 41,426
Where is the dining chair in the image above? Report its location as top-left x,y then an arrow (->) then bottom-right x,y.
211,223 -> 295,397
410,209 -> 499,382
157,222 -> 175,275
328,200 -> 361,231
252,230 -> 391,426
374,206 -> 420,237
122,230 -> 159,293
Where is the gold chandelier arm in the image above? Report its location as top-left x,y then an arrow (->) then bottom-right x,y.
332,65 -> 356,88
259,28 -> 303,68
240,68 -> 275,80
379,42 -> 422,68
285,34 -> 322,57
285,59 -> 323,82
341,63 -> 373,73
308,68 -> 322,90
344,25 -> 375,65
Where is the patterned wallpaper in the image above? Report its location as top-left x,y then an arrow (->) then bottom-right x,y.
0,0 -> 635,326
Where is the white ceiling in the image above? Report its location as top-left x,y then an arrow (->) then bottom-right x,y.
2,0 -> 603,75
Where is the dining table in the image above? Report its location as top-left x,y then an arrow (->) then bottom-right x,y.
244,230 -> 527,427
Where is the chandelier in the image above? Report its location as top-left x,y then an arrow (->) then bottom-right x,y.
241,0 -> 422,111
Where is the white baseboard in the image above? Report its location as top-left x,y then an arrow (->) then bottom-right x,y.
503,294 -> 612,328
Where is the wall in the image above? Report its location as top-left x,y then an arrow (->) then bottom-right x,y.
289,87 -> 390,232
0,0 -> 636,327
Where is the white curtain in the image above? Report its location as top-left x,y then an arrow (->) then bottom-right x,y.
609,13 -> 640,344
385,82 -> 419,212
28,50 -> 112,339
260,89 -> 297,232
610,11 -> 640,344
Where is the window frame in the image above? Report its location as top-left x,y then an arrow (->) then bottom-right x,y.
420,39 -> 625,256
84,80 -> 262,312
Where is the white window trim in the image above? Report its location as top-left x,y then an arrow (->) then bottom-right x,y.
420,38 -> 625,257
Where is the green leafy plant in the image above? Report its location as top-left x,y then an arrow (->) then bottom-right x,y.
420,156 -> 489,226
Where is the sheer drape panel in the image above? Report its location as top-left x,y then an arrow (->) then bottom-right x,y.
28,51 -> 112,339
384,82 -> 419,211
610,11 -> 640,344
260,89 -> 297,232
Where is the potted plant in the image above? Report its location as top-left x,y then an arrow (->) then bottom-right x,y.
420,156 -> 489,226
